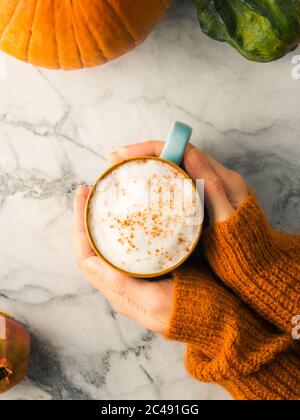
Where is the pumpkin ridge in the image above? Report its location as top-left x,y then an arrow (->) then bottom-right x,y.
53,0 -> 62,69
0,0 -> 20,46
69,0 -> 106,67
55,0 -> 83,69
104,0 -> 137,45
76,0 -> 108,63
26,0 -> 40,63
27,0 -> 60,68
68,0 -> 83,68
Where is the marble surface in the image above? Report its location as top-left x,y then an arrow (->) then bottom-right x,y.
0,0 -> 299,401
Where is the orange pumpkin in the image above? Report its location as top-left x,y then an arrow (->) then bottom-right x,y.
0,0 -> 172,70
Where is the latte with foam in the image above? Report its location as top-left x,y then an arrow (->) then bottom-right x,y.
86,158 -> 203,277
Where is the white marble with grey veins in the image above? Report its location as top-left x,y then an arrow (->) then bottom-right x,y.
0,0 -> 299,401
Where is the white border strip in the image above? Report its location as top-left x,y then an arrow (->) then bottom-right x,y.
0,315 -> 6,340
0,51 -> 7,80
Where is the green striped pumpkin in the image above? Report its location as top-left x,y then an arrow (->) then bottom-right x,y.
194,0 -> 300,62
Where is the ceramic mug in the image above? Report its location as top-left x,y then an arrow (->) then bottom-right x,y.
85,122 -> 203,278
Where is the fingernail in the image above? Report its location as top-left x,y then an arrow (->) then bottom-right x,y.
83,257 -> 103,275
117,147 -> 129,157
108,151 -> 119,161
76,185 -> 86,196
186,149 -> 200,173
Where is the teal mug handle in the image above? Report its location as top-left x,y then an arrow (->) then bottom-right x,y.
160,121 -> 193,166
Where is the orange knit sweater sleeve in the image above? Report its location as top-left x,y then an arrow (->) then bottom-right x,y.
166,264 -> 300,400
166,193 -> 300,400
203,191 -> 300,333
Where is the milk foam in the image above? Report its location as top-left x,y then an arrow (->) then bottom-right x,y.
88,159 -> 202,276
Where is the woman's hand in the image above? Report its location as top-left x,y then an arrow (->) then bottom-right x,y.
110,141 -> 248,224
73,186 -> 173,334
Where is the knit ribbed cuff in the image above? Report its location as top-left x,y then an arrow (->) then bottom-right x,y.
166,264 -> 292,381
165,265 -> 220,347
224,346 -> 300,400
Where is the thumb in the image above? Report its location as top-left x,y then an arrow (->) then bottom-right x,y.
184,148 -> 234,223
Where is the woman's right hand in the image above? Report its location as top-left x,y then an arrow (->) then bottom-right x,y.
109,141 -> 248,224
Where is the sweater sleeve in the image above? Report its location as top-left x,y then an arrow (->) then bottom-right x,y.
223,346 -> 300,400
187,344 -> 300,400
203,191 -> 300,333
166,264 -> 300,400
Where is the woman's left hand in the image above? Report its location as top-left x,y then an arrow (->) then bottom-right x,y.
73,186 -> 174,334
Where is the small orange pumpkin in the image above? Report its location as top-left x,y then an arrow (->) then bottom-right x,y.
0,0 -> 172,70
0,313 -> 30,394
